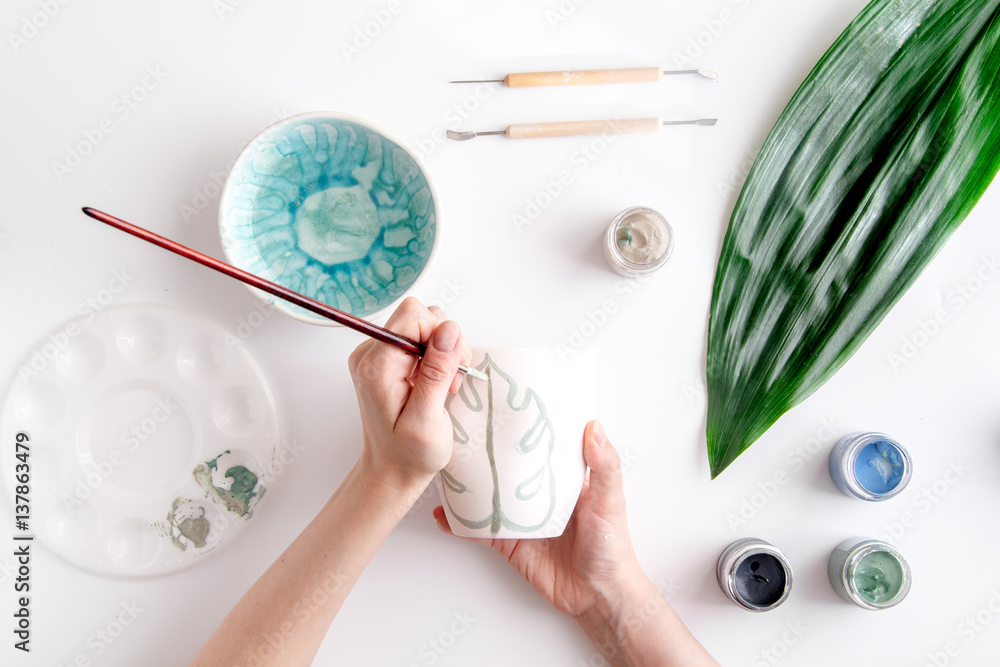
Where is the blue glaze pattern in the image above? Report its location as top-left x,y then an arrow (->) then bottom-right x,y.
221,115 -> 436,320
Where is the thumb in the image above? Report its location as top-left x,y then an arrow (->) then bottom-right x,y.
405,320 -> 463,419
582,420 -> 627,517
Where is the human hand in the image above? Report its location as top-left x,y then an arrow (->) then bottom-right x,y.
348,297 -> 471,501
433,420 -> 644,619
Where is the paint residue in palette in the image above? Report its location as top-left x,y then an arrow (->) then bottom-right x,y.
154,451 -> 266,552
193,450 -> 266,518
153,497 -> 211,551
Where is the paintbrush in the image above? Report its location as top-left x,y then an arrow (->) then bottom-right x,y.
81,207 -> 488,382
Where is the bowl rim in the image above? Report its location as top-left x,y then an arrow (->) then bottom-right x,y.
217,110 -> 442,327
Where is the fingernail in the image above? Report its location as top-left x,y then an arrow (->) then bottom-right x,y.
432,321 -> 460,352
593,420 -> 607,447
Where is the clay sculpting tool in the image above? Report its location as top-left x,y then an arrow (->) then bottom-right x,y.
80,207 -> 488,382
451,67 -> 718,86
447,117 -> 717,141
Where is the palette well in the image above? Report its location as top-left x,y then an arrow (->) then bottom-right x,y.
0,304 -> 279,577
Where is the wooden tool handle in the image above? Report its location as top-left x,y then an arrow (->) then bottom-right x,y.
506,117 -> 661,139
504,67 -> 662,87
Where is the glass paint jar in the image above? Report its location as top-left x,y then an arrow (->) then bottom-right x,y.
603,206 -> 674,277
829,432 -> 912,501
717,538 -> 793,612
828,538 -> 912,610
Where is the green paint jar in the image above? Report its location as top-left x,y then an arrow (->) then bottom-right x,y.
828,538 -> 911,610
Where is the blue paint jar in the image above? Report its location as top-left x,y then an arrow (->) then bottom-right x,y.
829,432 -> 911,501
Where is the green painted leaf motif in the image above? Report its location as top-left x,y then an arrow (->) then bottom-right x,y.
515,467 -> 546,501
440,469 -> 469,494
443,354 -> 556,536
707,0 -> 1000,478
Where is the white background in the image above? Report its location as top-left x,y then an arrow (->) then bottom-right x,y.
2,0 -> 999,665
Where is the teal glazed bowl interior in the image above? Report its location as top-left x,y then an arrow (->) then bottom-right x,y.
219,112 -> 439,324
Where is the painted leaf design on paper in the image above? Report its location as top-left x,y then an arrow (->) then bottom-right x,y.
443,354 -> 556,536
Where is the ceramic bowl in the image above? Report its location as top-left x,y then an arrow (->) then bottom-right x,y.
219,111 -> 440,324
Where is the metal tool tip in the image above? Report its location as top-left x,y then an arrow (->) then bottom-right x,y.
699,69 -> 719,80
662,118 -> 719,127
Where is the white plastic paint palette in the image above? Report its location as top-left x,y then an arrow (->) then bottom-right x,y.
0,304 -> 279,577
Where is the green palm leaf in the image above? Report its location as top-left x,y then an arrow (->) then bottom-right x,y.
707,0 -> 1000,478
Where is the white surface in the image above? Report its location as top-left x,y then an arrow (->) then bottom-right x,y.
1,0 -> 998,665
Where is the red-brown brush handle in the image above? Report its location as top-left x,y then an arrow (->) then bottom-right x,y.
81,207 -> 435,363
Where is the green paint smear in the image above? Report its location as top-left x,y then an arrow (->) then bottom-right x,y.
193,450 -> 265,517
854,550 -> 904,604
484,366 -> 503,537
161,497 -> 210,551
